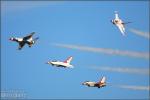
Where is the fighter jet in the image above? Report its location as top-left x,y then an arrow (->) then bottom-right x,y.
46,56 -> 74,68
9,32 -> 39,50
111,11 -> 131,36
82,76 -> 106,88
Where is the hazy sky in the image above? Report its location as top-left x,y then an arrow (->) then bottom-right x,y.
1,1 -> 149,99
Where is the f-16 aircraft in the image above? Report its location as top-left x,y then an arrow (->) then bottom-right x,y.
82,76 -> 106,88
111,11 -> 131,36
9,32 -> 39,50
46,56 -> 74,68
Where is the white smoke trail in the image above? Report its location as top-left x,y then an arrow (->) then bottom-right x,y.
129,28 -> 149,39
117,85 -> 150,91
92,66 -> 149,75
53,43 -> 149,59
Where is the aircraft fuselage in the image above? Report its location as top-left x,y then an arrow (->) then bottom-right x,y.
47,61 -> 73,68
82,81 -> 106,88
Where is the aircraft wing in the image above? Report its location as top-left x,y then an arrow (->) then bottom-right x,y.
122,22 -> 132,25
23,32 -> 35,40
18,42 -> 25,50
26,37 -> 39,47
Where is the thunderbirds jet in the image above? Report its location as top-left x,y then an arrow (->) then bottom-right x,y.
82,76 -> 106,88
9,32 -> 39,50
111,11 -> 131,36
46,56 -> 74,68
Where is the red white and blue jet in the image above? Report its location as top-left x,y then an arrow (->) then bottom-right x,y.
111,11 -> 131,36
46,56 -> 74,68
9,32 -> 39,50
82,76 -> 106,88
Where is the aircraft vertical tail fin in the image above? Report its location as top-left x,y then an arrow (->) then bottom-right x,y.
64,56 -> 73,64
99,76 -> 106,84
115,11 -> 119,19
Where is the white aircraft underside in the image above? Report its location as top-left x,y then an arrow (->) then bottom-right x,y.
50,61 -> 73,68
116,23 -> 125,35
112,11 -> 126,36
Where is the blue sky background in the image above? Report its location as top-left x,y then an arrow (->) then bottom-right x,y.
1,1 -> 149,99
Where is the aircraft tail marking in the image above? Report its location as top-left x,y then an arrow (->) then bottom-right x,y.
99,76 -> 106,84
64,56 -> 73,64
